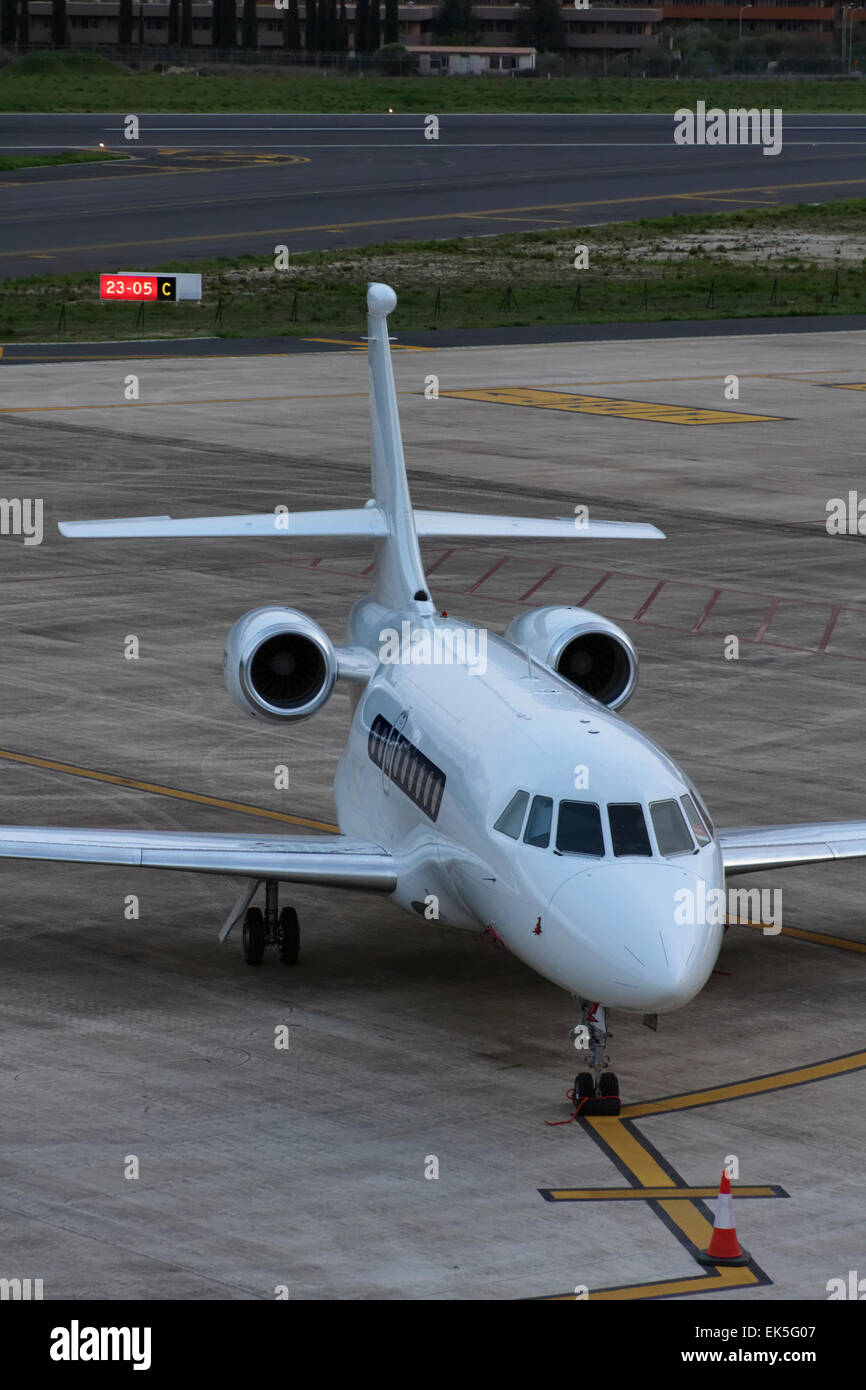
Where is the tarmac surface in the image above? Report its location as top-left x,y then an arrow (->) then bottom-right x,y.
1,112 -> 865,275
0,326 -> 864,1299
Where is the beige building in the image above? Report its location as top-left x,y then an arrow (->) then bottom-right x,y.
407,45 -> 536,73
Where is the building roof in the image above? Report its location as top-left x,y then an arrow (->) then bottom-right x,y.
405,45 -> 537,53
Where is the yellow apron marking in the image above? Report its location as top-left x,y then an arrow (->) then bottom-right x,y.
0,748 -> 339,834
301,337 -> 431,351
825,383 -> 866,390
441,386 -> 781,426
546,1267 -> 760,1300
733,916 -> 866,955
546,1185 -> 781,1201
623,1049 -> 866,1120
541,1117 -> 764,1300
542,1043 -> 866,1299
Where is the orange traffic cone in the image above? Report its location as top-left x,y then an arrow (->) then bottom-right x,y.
696,1170 -> 750,1266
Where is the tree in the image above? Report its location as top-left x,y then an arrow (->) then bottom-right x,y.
367,0 -> 379,50
384,0 -> 398,44
180,0 -> 192,44
0,0 -> 16,45
117,0 -> 132,43
242,0 -> 257,47
168,0 -> 180,44
434,0 -> 473,39
51,0 -> 67,44
212,0 -> 237,46
305,0 -> 317,49
354,0 -> 367,50
337,0 -> 348,51
327,0 -> 339,47
516,0 -> 565,53
284,0 -> 301,48
17,0 -> 28,42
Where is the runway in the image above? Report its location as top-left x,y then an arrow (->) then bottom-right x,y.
1,113 -> 865,276
0,327 -> 864,1298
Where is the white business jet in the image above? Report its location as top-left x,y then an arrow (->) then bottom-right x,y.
3,283 -> 865,1111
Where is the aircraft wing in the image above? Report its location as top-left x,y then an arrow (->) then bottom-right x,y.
0,827 -> 396,891
719,822 -> 866,876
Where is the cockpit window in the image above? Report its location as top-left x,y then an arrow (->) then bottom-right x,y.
524,795 -> 554,848
608,803 -> 652,857
650,799 -> 694,856
680,793 -> 711,847
494,790 -> 530,840
557,802 -> 605,857
691,789 -> 714,834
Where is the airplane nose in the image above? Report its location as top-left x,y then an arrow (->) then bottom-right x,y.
547,861 -> 722,1012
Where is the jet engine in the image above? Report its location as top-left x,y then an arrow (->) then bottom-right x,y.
504,606 -> 638,711
224,607 -> 337,722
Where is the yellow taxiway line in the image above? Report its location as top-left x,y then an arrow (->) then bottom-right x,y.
2,176 -> 864,262
0,747 -> 339,834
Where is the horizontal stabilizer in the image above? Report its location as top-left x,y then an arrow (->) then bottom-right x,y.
413,511 -> 665,540
60,508 -> 662,542
59,508 -> 389,539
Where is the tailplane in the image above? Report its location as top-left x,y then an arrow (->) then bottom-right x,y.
59,283 -> 665,599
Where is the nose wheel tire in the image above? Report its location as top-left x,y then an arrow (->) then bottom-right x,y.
571,1069 -> 621,1117
575,1072 -> 596,1101
598,1071 -> 619,1099
277,906 -> 300,966
242,907 -> 265,966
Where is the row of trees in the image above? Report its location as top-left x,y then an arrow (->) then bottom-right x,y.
0,0 -> 401,51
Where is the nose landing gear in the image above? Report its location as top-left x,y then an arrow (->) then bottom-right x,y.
571,1001 -> 620,1117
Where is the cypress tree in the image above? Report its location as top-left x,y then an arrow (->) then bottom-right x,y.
516,0 -> 565,51
180,0 -> 192,44
16,0 -> 28,41
337,0 -> 348,50
51,0 -> 67,44
168,0 -> 180,44
305,0 -> 317,49
0,0 -> 16,45
434,0 -> 473,38
224,0 -> 237,46
117,0 -> 132,44
284,0 -> 301,47
384,0 -> 397,44
242,0 -> 257,46
354,0 -> 368,51
367,0 -> 379,49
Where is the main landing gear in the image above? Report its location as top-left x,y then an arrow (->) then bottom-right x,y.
571,1000 -> 621,1117
242,880 -> 300,967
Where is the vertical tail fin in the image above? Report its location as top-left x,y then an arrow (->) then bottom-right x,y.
365,284 -> 432,611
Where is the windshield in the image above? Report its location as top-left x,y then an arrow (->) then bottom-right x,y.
556,801 -> 605,857
608,803 -> 652,857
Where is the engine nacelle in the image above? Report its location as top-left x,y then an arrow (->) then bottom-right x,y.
224,607 -> 337,722
504,606 -> 638,711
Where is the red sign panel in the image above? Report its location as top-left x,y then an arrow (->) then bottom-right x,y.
100,274 -> 159,302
